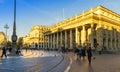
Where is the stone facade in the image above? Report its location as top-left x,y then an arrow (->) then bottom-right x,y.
0,32 -> 6,48
44,5 -> 120,51
23,25 -> 49,49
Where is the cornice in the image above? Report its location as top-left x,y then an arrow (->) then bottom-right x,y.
97,5 -> 120,18
45,5 -> 120,34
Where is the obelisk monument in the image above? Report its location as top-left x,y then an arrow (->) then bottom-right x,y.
8,0 -> 20,56
12,0 -> 17,48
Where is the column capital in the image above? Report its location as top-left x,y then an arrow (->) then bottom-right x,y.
75,27 -> 78,29
108,26 -> 112,30
117,29 -> 120,32
91,24 -> 94,27
104,25 -> 108,29
96,24 -> 102,29
91,24 -> 97,29
78,26 -> 82,31
82,25 -> 86,30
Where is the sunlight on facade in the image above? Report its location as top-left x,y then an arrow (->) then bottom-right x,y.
44,5 -> 120,51
0,32 -> 6,48
23,25 -> 49,49
24,5 -> 120,51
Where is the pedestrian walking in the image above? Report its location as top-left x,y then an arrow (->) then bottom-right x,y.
81,47 -> 86,60
1,47 -> 7,58
58,48 -> 62,53
25,47 -> 28,52
74,47 -> 80,60
87,46 -> 92,64
16,47 -> 21,55
9,47 -> 12,53
77,49 -> 82,60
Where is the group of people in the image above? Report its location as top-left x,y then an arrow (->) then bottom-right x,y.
1,45 -> 93,64
58,45 -> 93,64
1,47 -> 21,58
74,46 -> 93,64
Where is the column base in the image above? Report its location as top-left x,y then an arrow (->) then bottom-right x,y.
7,47 -> 23,57
7,52 -> 23,57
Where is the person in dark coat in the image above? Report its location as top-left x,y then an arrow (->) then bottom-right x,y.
1,47 -> 7,58
81,47 -> 86,60
87,47 -> 92,64
74,47 -> 80,60
9,47 -> 12,53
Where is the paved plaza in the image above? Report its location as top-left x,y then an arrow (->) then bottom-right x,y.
0,50 -> 69,72
0,50 -> 120,72
69,53 -> 120,72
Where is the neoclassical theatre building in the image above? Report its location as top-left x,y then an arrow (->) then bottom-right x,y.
44,5 -> 120,51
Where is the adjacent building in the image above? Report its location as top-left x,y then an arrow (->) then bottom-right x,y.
0,32 -> 6,48
44,5 -> 120,51
23,25 -> 49,49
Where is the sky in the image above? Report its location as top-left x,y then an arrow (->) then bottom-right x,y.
0,0 -> 120,40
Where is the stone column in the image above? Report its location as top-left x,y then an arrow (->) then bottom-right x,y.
116,30 -> 120,50
53,33 -> 55,49
91,24 -> 94,48
114,30 -> 117,50
48,35 -> 50,49
109,27 -> 113,50
87,28 -> 91,45
118,32 -> 120,50
70,29 -> 73,48
97,24 -> 103,50
56,33 -> 59,49
50,34 -> 53,49
116,31 -> 118,50
60,31 -> 63,47
43,35 -> 45,49
79,29 -> 82,46
105,30 -> 108,50
75,27 -> 80,48
65,30 -> 68,48
48,35 -> 50,48
81,26 -> 86,46
112,29 -> 115,50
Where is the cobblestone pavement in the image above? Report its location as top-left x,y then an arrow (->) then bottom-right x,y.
1,50 -> 120,72
68,53 -> 120,72
0,50 -> 70,72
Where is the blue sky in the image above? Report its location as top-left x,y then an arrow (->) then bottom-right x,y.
0,0 -> 120,40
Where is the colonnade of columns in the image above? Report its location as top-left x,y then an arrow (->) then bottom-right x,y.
45,24 -> 120,51
46,24 -> 96,50
44,24 -> 120,51
96,25 -> 120,51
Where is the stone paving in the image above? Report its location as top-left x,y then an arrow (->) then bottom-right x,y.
68,53 -> 120,72
0,50 -> 120,72
0,50 -> 70,72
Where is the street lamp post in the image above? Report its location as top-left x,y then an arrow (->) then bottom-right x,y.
4,24 -> 9,48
